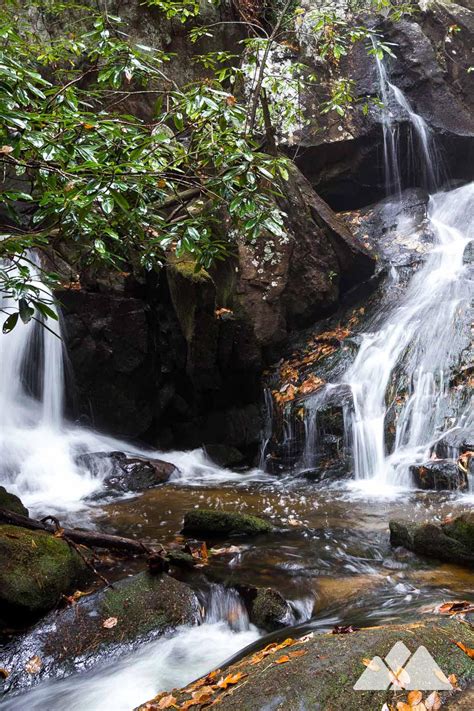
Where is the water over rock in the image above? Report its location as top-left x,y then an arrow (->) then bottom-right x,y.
235,585 -> 294,631
1,572 -> 199,696
410,460 -> 468,491
76,451 -> 177,494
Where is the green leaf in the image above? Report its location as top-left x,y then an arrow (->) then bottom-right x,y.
2,312 -> 18,333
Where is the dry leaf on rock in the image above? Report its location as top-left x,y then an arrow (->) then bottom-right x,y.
407,691 -> 423,706
453,640 -> 474,658
156,694 -> 177,709
25,655 -> 42,674
216,672 -> 246,689
275,655 -> 290,664
102,616 -> 118,629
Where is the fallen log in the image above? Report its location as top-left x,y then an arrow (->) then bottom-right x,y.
0,507 -> 157,555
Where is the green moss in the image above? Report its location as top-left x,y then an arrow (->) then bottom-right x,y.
443,513 -> 474,550
0,486 -> 28,516
182,509 -> 273,537
0,524 -> 88,618
169,257 -> 211,283
251,588 -> 289,630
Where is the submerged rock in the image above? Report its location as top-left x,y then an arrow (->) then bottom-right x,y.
2,572 -> 199,694
76,451 -> 177,494
182,509 -> 273,537
410,460 -> 468,491
0,525 -> 89,622
389,514 -> 474,567
0,487 -> 28,517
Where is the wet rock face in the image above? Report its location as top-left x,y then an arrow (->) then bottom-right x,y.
0,525 -> 90,623
1,572 -> 199,695
76,451 -> 177,494
294,4 -> 474,209
182,509 -> 273,537
410,460 -> 468,491
433,428 -> 474,459
389,514 -> 474,567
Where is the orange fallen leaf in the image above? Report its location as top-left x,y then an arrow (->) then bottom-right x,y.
102,616 -> 118,629
396,703 -> 411,711
448,673 -> 458,687
453,640 -> 474,658
216,672 -> 246,689
25,655 -> 42,674
156,694 -> 177,709
275,655 -> 290,664
288,650 -> 307,659
407,691 -> 423,706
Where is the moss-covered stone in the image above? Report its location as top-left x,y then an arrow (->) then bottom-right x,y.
249,587 -> 291,631
0,524 -> 89,620
0,486 -> 28,517
443,512 -> 474,550
390,517 -> 474,567
182,509 -> 273,537
139,616 -> 474,711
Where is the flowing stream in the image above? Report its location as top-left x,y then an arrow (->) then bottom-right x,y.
0,56 -> 473,711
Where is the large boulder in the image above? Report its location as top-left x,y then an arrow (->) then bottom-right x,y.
0,525 -> 90,622
76,451 -> 177,494
139,616 -> 474,711
0,487 -> 28,517
182,509 -> 273,537
1,572 -> 199,695
410,460 -> 468,490
389,514 -> 474,567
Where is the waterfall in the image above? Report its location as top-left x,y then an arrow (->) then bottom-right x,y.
346,182 -> 473,484
343,56 -> 473,486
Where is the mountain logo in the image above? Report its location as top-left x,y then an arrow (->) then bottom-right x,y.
353,641 -> 453,691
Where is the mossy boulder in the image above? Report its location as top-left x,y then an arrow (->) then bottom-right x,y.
390,515 -> 474,568
0,524 -> 89,621
236,585 -> 292,631
182,509 -> 272,538
443,512 -> 474,550
0,487 -> 28,517
139,616 -> 474,711
2,572 -> 199,694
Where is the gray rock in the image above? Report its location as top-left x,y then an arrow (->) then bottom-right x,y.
76,451 -> 177,494
410,460 -> 468,491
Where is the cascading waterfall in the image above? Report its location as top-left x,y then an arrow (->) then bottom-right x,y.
293,55 -> 473,490
347,182 -> 473,485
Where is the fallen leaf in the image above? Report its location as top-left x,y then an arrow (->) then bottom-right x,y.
53,527 -> 64,538
411,705 -> 426,711
453,640 -> 474,658
396,703 -> 411,711
0,668 -> 9,679
184,670 -> 219,694
425,691 -> 441,711
156,694 -> 177,709
448,673 -> 458,687
216,672 -> 246,689
332,625 -> 358,634
0,145 -> 14,154
25,655 -> 42,674
299,633 -> 314,643
408,691 -> 423,706
102,616 -> 118,629
288,650 -> 307,659
438,600 -> 474,615
275,655 -> 290,664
